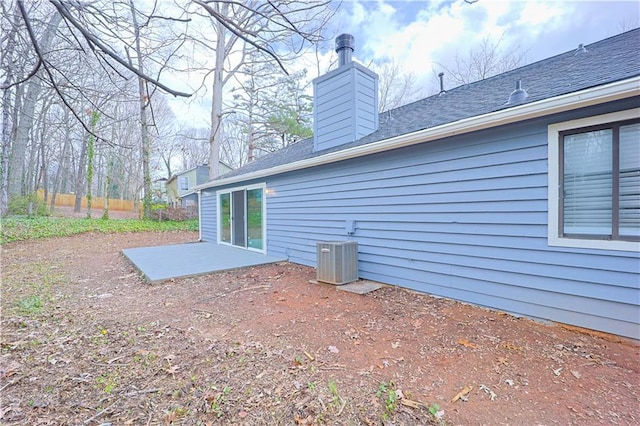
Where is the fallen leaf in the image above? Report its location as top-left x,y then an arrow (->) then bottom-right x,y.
458,339 -> 478,349
0,360 -> 21,378
501,342 -> 521,351
165,365 -> 180,375
479,384 -> 497,401
401,399 -> 423,409
450,385 -> 473,403
163,411 -> 178,425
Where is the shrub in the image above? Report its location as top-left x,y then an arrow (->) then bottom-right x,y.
149,206 -> 197,221
8,193 -> 50,216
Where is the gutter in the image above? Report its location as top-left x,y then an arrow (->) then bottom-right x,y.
194,76 -> 640,191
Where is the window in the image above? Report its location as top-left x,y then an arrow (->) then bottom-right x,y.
549,109 -> 640,251
179,176 -> 189,191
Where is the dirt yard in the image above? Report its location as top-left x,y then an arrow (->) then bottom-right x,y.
1,232 -> 638,425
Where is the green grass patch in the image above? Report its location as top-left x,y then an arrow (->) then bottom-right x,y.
17,295 -> 44,315
1,217 -> 199,244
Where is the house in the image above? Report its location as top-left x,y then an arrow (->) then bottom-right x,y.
167,163 -> 232,208
194,30 -> 640,339
151,177 -> 168,203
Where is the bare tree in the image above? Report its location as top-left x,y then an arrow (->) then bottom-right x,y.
7,8 -> 62,198
192,0 -> 334,179
432,33 -> 528,87
374,59 -> 425,112
3,0 -> 335,216
175,128 -> 210,171
128,0 -> 154,218
149,95 -> 180,179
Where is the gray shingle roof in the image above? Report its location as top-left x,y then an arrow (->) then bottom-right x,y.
219,28 -> 640,181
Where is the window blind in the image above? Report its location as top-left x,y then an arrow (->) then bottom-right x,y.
563,129 -> 612,235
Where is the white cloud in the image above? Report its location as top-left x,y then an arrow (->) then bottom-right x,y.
168,0 -> 639,126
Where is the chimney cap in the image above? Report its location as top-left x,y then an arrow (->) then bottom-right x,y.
335,33 -> 355,67
335,33 -> 355,53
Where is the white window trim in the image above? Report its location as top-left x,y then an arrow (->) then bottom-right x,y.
216,183 -> 267,254
548,108 -> 640,252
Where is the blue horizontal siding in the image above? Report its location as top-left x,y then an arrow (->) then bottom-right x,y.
260,111 -> 640,339
200,101 -> 639,338
200,189 -> 217,242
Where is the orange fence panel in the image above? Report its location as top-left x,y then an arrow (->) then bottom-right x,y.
37,190 -> 135,212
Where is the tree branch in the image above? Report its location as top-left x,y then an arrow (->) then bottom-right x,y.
47,0 -> 192,97
0,58 -> 42,90
17,0 -> 102,145
193,0 -> 289,75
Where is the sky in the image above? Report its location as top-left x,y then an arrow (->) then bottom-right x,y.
168,0 -> 640,128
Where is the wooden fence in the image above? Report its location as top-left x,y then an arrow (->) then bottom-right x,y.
37,189 -> 135,212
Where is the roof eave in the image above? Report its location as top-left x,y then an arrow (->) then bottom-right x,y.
194,76 -> 640,192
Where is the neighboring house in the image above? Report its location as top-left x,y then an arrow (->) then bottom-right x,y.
151,178 -> 168,203
195,30 -> 640,339
167,163 -> 232,208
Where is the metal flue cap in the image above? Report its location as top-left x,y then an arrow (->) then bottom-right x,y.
507,80 -> 528,105
335,33 -> 355,67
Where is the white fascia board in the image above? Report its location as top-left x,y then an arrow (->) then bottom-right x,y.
194,76 -> 640,191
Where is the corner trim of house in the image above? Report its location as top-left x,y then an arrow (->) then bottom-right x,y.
195,76 -> 640,192
197,190 -> 202,242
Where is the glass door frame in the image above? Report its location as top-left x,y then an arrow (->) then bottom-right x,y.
216,183 -> 267,254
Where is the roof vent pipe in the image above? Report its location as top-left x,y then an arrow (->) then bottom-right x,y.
335,33 -> 354,67
507,80 -> 528,105
438,72 -> 446,95
574,43 -> 588,55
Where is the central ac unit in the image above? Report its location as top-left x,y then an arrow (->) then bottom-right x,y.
316,241 -> 358,285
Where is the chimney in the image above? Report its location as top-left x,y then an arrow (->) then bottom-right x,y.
335,33 -> 354,66
313,34 -> 379,152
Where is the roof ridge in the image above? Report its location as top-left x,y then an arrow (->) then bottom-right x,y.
380,27 -> 640,118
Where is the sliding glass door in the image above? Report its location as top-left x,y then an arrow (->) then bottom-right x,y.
217,185 -> 265,252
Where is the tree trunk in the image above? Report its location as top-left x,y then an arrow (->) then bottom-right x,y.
208,5 -> 227,180
129,0 -> 152,218
39,142 -> 48,203
74,137 -> 87,212
85,110 -> 99,218
8,12 -> 62,197
25,124 -> 39,194
1,13 -> 18,216
50,120 -> 71,213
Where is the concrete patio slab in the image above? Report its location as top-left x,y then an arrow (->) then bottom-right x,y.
336,280 -> 385,294
308,279 -> 385,294
122,242 -> 287,283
